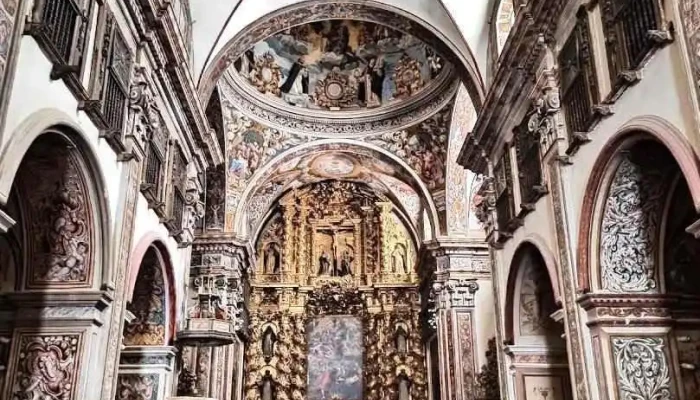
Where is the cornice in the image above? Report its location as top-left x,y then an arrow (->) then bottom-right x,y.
220,68 -> 461,138
458,0 -> 567,174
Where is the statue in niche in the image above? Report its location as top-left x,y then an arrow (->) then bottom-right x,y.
338,249 -> 353,276
395,326 -> 408,355
318,251 -> 332,275
262,327 -> 276,361
263,244 -> 280,274
260,371 -> 274,400
392,244 -> 408,274
398,371 -> 411,400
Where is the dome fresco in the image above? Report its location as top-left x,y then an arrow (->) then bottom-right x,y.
233,20 -> 445,111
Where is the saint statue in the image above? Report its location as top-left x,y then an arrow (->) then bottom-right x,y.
392,245 -> 408,274
398,375 -> 411,400
261,371 -> 274,400
395,327 -> 408,355
318,251 -> 332,275
338,250 -> 353,276
263,244 -> 279,274
262,328 -> 276,360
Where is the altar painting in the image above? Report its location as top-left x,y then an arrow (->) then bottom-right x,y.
307,316 -> 363,400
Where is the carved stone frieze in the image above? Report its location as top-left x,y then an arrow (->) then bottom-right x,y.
9,334 -> 81,400
611,337 -> 673,400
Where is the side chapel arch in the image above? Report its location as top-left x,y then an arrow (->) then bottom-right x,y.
0,124 -> 110,291
577,117 -> 700,291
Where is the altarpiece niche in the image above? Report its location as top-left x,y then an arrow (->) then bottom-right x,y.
245,181 -> 426,400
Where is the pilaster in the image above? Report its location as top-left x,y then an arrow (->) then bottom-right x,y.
425,239 -> 491,400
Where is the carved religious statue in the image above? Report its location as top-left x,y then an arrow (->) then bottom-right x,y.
260,371 -> 274,400
264,244 -> 280,274
318,251 -> 332,275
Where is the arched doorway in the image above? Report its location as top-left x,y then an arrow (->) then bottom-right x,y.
504,243 -> 572,400
578,135 -> 700,399
115,242 -> 176,400
0,128 -> 109,399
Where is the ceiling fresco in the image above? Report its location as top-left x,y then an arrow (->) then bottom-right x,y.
233,20 -> 445,111
244,149 -> 424,235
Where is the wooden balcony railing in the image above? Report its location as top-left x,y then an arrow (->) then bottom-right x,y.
603,0 -> 668,86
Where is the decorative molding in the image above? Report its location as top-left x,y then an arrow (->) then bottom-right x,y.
220,70 -> 459,138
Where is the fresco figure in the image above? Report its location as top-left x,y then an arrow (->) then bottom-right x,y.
280,56 -> 309,95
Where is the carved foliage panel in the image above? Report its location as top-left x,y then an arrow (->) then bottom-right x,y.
16,136 -> 95,289
115,374 -> 160,400
8,333 -> 82,400
599,155 -> 669,293
124,248 -> 166,346
611,337 -> 673,400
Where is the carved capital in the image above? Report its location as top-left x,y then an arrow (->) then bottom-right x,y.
432,278 -> 479,309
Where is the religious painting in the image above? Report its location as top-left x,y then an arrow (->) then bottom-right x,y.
307,316 -> 363,400
235,20 -> 444,110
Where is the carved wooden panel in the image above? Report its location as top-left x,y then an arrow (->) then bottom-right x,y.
115,374 -> 160,400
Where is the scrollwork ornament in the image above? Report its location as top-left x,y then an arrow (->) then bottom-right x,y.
10,334 -> 80,400
600,157 -> 666,293
612,337 -> 672,400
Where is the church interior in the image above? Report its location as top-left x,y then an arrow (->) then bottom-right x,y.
0,0 -> 696,399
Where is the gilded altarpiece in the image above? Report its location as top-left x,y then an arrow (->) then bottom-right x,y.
245,181 -> 425,400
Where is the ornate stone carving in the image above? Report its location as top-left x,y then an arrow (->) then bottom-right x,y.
115,374 -> 159,400
124,249 -> 166,346
205,165 -> 226,230
9,334 -> 81,400
612,337 -> 672,400
313,69 -> 358,109
184,176 -> 205,231
306,283 -> 365,316
394,55 -> 425,99
248,53 -> 282,96
600,156 -> 667,293
432,279 -> 479,309
18,138 -> 95,288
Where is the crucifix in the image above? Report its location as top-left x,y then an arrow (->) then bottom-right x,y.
317,226 -> 354,276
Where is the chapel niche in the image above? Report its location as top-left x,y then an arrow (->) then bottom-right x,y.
245,180 -> 426,400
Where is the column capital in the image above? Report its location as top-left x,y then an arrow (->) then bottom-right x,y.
425,238 -> 491,276
432,277 -> 480,309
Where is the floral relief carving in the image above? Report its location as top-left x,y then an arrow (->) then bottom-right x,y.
612,337 -> 672,400
10,334 -> 81,400
123,249 -> 166,346
600,156 -> 667,293
115,374 -> 159,400
18,140 -> 94,288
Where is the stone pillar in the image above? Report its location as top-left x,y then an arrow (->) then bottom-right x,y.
427,241 -> 492,400
174,238 -> 249,400
116,345 -> 178,400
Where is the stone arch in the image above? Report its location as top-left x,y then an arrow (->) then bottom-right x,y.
577,116 -> 700,291
197,0 -> 485,111
504,241 -> 562,343
0,114 -> 110,291
235,139 -> 440,241
125,236 -> 177,346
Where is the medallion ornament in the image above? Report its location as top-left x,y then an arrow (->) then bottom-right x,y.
612,337 -> 672,400
249,53 -> 282,96
313,69 -> 358,109
10,334 -> 81,400
394,55 -> 425,99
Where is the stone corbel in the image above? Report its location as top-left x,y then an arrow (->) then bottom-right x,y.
0,209 -> 15,233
